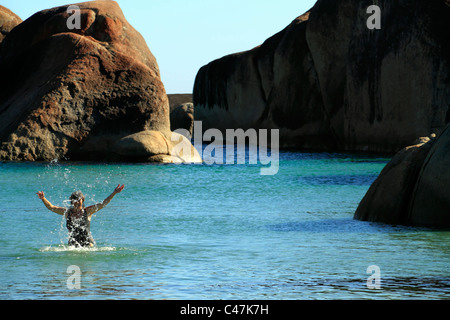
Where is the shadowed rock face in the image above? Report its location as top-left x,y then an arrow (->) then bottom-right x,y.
354,125 -> 450,229
0,1 -> 181,162
0,5 -> 22,43
354,136 -> 435,226
194,12 -> 333,150
193,0 -> 450,153
407,125 -> 450,228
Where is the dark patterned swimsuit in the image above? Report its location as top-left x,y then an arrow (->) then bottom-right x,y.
66,208 -> 94,247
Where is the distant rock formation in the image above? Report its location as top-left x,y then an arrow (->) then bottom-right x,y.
0,5 -> 22,43
168,94 -> 193,112
0,1 -> 200,163
354,125 -> 450,229
193,0 -> 450,153
167,94 -> 195,136
170,103 -> 194,137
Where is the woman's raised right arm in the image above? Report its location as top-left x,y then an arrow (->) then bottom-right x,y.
37,191 -> 66,216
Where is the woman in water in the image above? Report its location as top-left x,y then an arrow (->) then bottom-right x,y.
37,184 -> 125,247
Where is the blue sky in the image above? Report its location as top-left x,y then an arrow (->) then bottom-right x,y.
2,0 -> 317,94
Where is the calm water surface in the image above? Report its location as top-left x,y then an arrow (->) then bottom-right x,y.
0,148 -> 449,299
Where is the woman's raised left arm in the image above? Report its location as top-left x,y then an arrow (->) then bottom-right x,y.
86,184 -> 125,216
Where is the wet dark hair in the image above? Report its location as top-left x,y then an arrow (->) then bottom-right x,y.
70,191 -> 85,205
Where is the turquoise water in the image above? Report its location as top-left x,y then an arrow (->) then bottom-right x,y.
0,147 -> 449,300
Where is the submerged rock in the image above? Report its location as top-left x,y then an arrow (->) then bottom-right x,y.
354,126 -> 450,228
193,0 -> 450,153
0,1 -> 198,163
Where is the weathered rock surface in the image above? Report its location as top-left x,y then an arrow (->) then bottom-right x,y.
354,126 -> 450,228
193,0 -> 450,153
0,1 -> 199,163
0,5 -> 22,43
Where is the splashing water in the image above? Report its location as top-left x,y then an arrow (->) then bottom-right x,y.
39,245 -> 117,253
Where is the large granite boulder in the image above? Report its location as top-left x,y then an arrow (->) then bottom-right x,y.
354,135 -> 436,225
0,5 -> 22,43
407,125 -> 450,227
193,0 -> 450,153
318,0 -> 450,152
354,125 -> 450,228
0,1 -> 199,163
194,12 -> 331,150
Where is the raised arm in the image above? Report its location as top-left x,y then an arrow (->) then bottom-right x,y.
86,184 -> 124,217
37,191 -> 66,216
